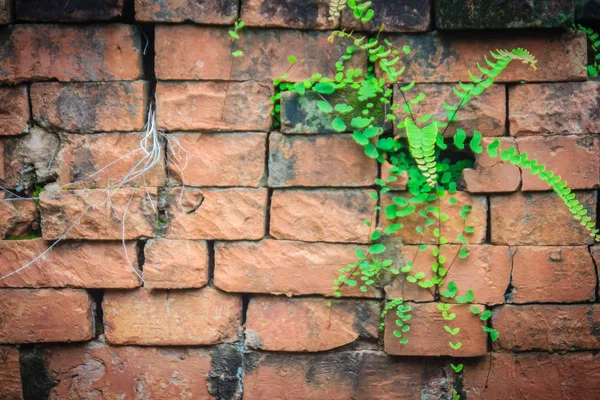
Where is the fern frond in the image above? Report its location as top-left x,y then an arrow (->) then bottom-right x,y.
328,0 -> 347,21
492,48 -> 538,71
405,118 -> 438,187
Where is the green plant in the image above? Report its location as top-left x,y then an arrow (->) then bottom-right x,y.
574,23 -> 600,77
271,2 -> 598,397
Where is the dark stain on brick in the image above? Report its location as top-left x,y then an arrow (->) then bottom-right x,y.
19,346 -> 57,400
268,135 -> 297,187
305,351 -> 363,389
585,307 -> 600,340
259,0 -> 320,29
207,344 -> 243,400
16,0 -> 124,21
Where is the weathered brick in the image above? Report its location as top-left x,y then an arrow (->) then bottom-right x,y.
244,351 -> 449,400
164,188 -> 267,240
490,191 -> 596,245
280,89 -> 386,134
0,85 -> 29,136
0,346 -> 22,400
592,245 -> 600,299
439,245 -> 512,306
167,132 -> 266,187
103,287 -> 241,345
380,191 -> 487,244
518,135 -> 599,191
393,84 -> 506,137
0,127 -> 59,189
0,288 -> 92,343
464,352 -> 600,400
215,239 -> 376,297
493,305 -> 600,351
268,132 -> 377,187
242,0 -> 334,29
156,81 -> 272,132
270,189 -> 375,243
381,161 -> 408,190
143,239 -> 208,289
45,341 -> 214,399
0,193 -> 37,239
0,24 -> 142,83
56,132 -> 165,189
577,0 -> 600,22
436,0 -> 573,29
40,187 -> 157,240
341,0 -> 432,32
511,246 -> 596,303
246,296 -> 379,352
383,30 -> 586,82
382,241 -> 436,302
16,0 -> 125,21
462,137 -> 521,193
31,82 -> 148,133
510,82 -> 600,135
155,26 -> 365,81
135,0 -> 237,23
0,0 -> 12,23
0,239 -> 141,288
384,302 -> 487,357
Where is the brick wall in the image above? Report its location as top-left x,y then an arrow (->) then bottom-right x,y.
1,1 -> 600,399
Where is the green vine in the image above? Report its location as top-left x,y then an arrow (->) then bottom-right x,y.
574,23 -> 600,77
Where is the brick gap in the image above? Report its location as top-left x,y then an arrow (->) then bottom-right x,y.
207,240 -> 216,286
88,289 -> 105,338
504,246 -> 517,303
136,239 -> 147,272
264,187 -> 274,238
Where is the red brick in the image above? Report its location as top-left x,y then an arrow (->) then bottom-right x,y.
155,26 -> 365,81
45,341 -> 214,399
490,191 -> 597,245
156,81 -> 272,132
517,135 -> 600,191
511,246 -> 596,303
439,245 -> 512,306
16,0 -> 125,21
380,191 -> 487,244
143,239 -> 208,289
103,287 -> 241,345
381,161 -> 408,190
164,187 -> 267,240
244,351 -> 448,400
56,132 -> 165,189
464,352 -> 600,400
382,241 -> 436,302
215,239 -> 376,297
241,0 -> 335,29
0,346 -> 22,400
341,0 -> 432,32
31,82 -> 148,133
0,288 -> 92,343
167,133 -> 266,187
383,30 -> 586,82
268,133 -> 377,187
510,82 -> 600,136
0,0 -> 12,23
492,305 -> 600,352
0,239 -> 141,288
0,193 -> 37,239
393,84 -> 506,137
0,24 -> 142,83
246,296 -> 379,352
40,187 -> 157,240
270,189 -> 375,243
0,85 -> 29,136
384,302 -> 487,357
462,137 -> 521,193
135,0 -> 237,23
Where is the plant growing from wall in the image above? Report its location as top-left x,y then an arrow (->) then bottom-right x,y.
270,2 -> 599,398
574,23 -> 600,77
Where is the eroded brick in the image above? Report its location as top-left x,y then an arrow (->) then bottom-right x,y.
490,191 -> 597,245
143,239 -> 208,289
0,193 -> 37,239
341,0 -> 432,32
270,189 -> 375,243
156,81 -> 272,132
164,187 -> 267,240
166,132 -> 266,187
268,133 -> 377,187
462,137 -> 521,193
135,0 -> 237,23
103,287 -> 241,345
0,346 -> 22,400
0,239 -> 141,288
510,81 -> 600,136
0,288 -> 93,343
246,296 -> 379,352
241,0 -> 335,29
0,0 -> 12,23
492,305 -> 600,351
0,24 -> 142,83
16,0 -> 125,21
215,239 -> 376,297
0,85 -> 29,136
31,82 -> 148,133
